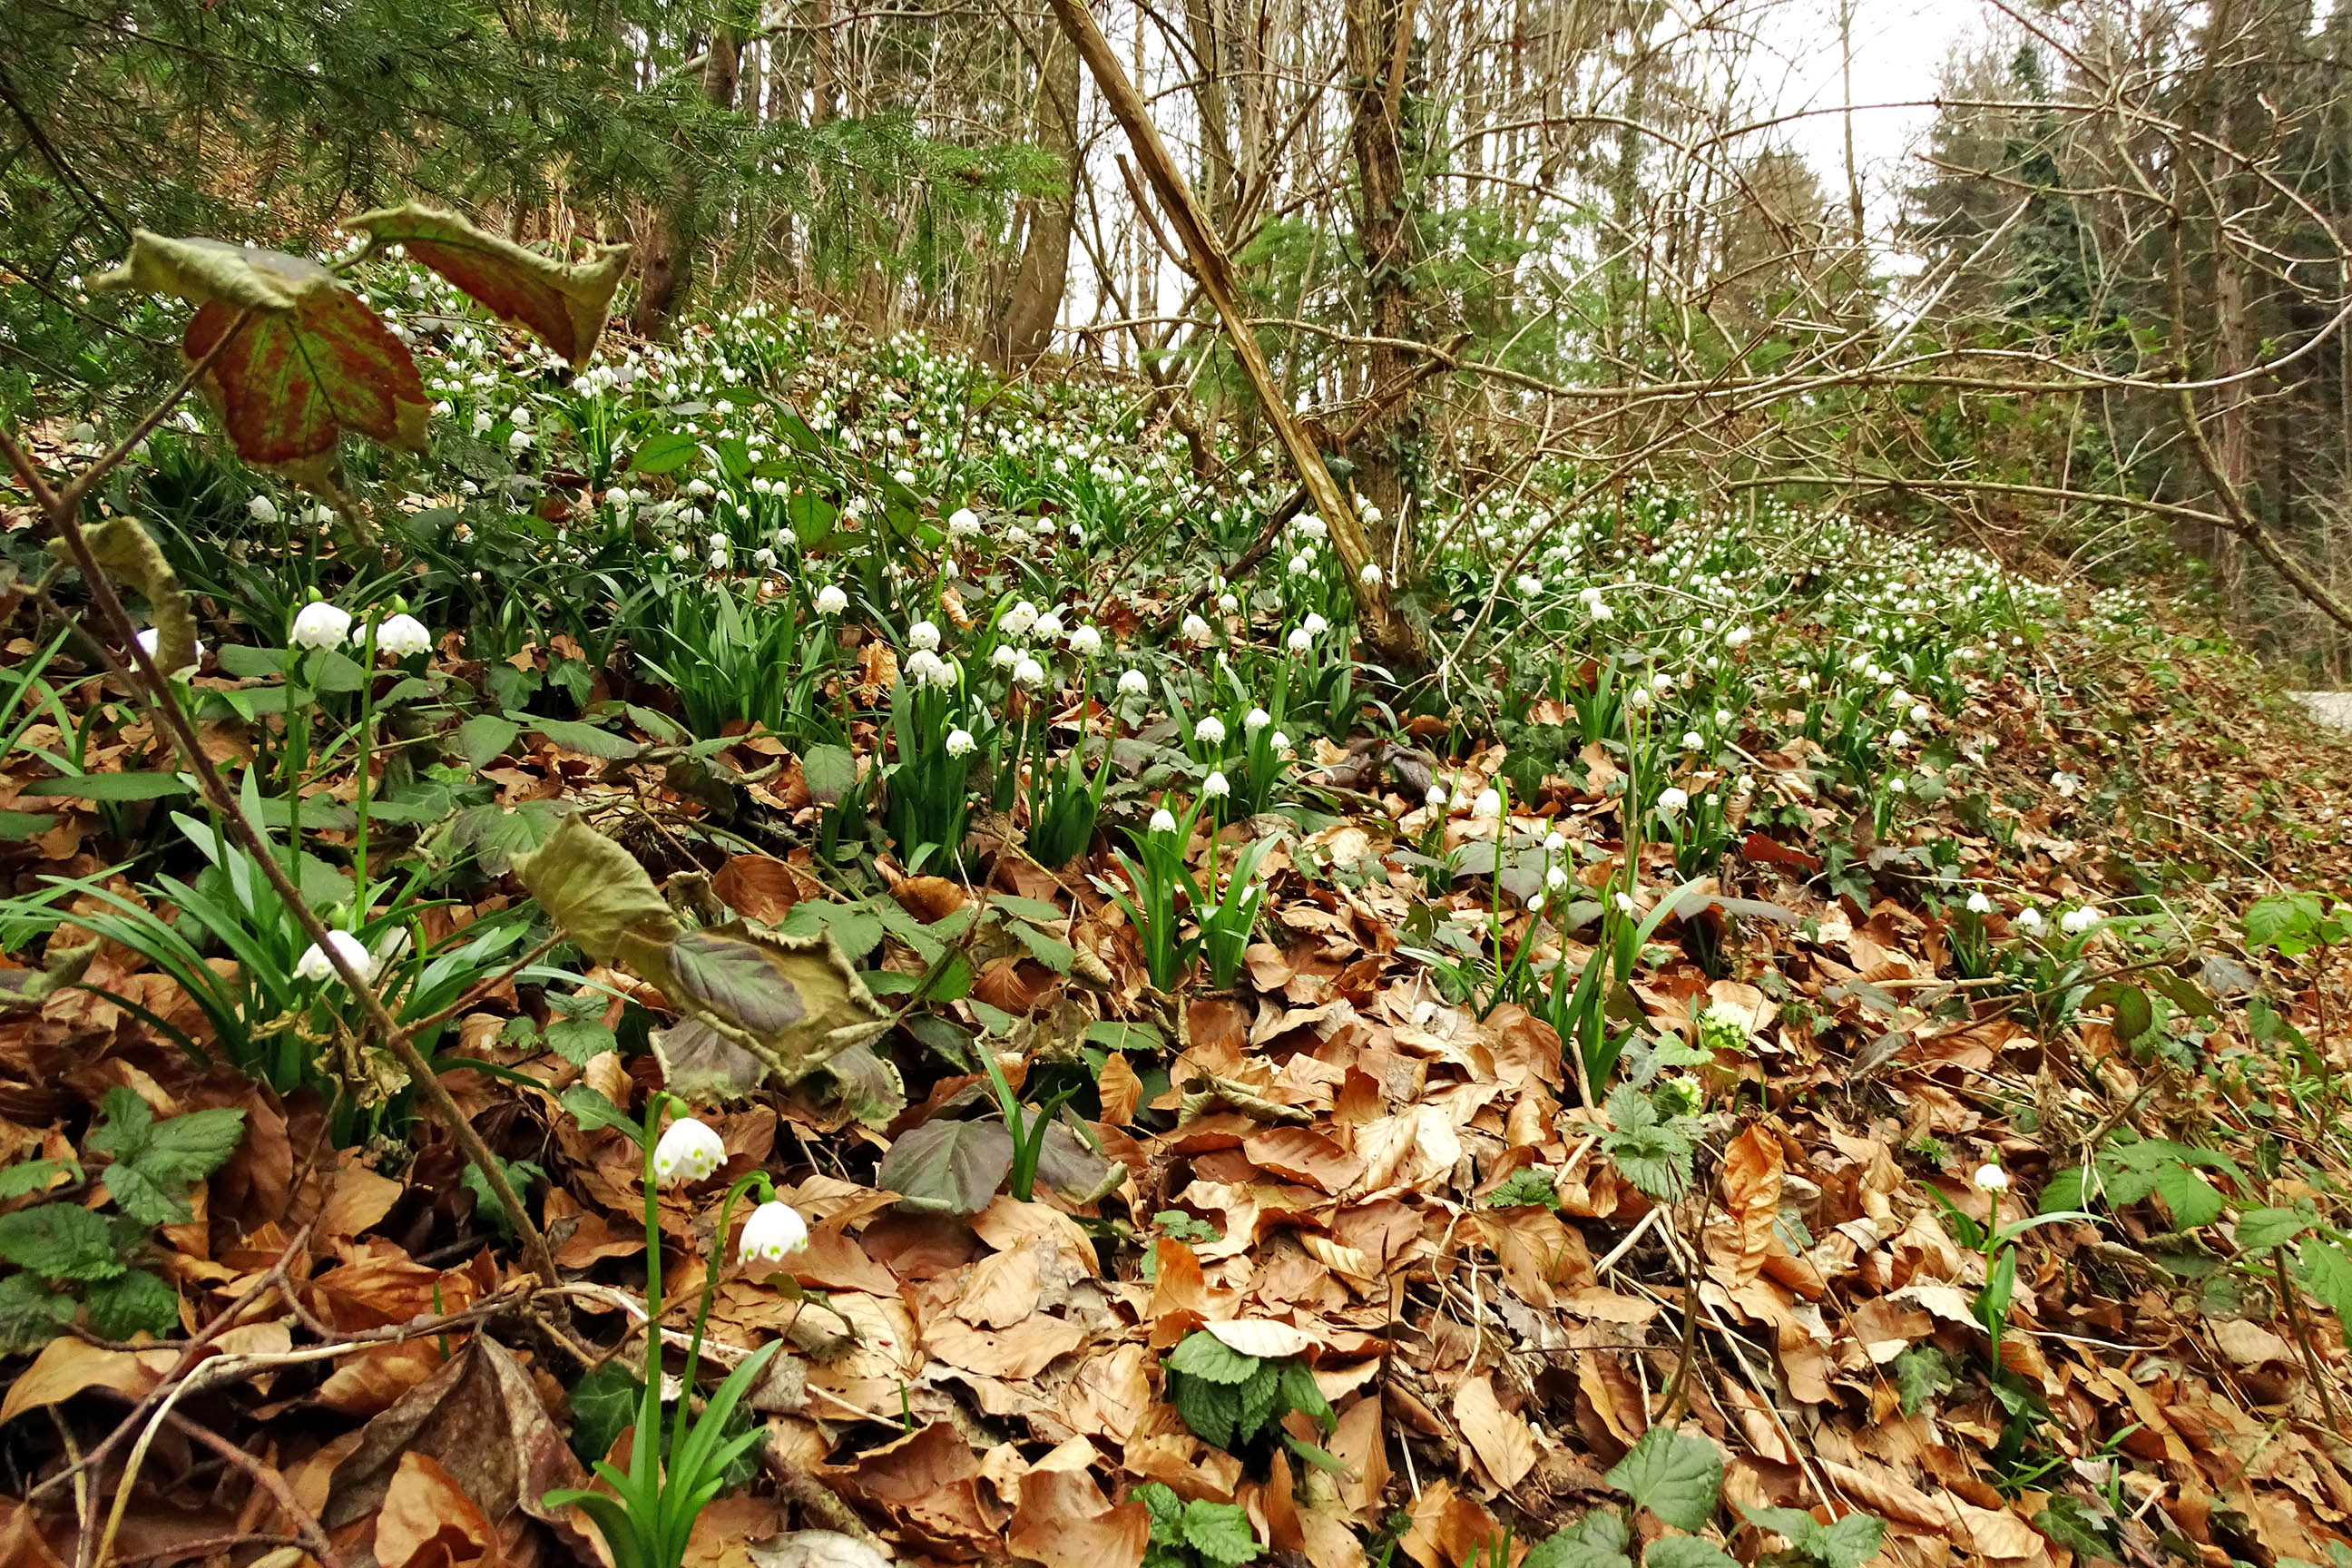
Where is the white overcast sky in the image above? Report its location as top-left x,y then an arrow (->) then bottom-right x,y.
1752,0 -> 1989,230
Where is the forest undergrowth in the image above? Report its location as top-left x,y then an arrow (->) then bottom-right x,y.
0,220 -> 2347,1568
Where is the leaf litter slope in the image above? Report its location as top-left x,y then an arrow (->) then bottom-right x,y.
1,316 -> 2349,1568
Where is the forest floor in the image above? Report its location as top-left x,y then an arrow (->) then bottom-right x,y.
2,288 -> 2351,1568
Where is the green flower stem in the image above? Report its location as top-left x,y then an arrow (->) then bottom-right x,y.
353,622 -> 377,913
673,1170 -> 774,1476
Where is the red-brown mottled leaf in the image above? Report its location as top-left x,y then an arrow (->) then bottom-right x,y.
94,232 -> 427,484
352,202 -> 630,369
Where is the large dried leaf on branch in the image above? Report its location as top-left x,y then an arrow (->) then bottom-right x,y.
516,816 -> 887,1088
57,519 -> 197,679
350,203 -> 631,369
94,231 -> 428,483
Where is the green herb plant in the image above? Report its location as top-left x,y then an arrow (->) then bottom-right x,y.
544,1093 -> 783,1568
0,1089 -> 246,1348
1160,1328 -> 1338,1474
1135,1482 -> 1262,1568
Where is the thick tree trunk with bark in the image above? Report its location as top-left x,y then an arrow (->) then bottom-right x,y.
995,25 -> 1081,368
634,26 -> 742,338
1345,0 -> 1424,582
1041,0 -> 1424,672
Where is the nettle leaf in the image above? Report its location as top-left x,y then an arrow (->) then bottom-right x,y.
0,1271 -> 78,1352
874,1118 -> 1014,1214
2151,1162 -> 2223,1229
1277,1358 -> 1335,1432
95,231 -> 428,484
350,203 -> 630,369
2299,1239 -> 2352,1348
86,1269 -> 180,1340
544,1013 -> 618,1067
0,1159 -> 79,1200
1136,1482 -> 1185,1541
1233,1360 -> 1282,1440
1170,1371 -> 1239,1450
558,1084 -> 642,1142
1889,1345 -> 1955,1415
1605,1425 -> 1725,1532
90,1089 -> 247,1227
1524,1509 -> 1633,1568
1486,1167 -> 1562,1210
1646,1539 -> 1741,1568
1740,1506 -> 1884,1568
630,431 -> 701,475
0,1204 -> 125,1281
1814,1514 -> 1886,1568
2237,1205 -> 2318,1254
1178,1500 -> 1261,1567
1167,1330 -> 1263,1386
1599,1084 -> 1694,1201
801,744 -> 859,806
456,714 -> 521,769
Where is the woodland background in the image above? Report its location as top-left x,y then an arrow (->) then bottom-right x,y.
7,0 -> 2352,669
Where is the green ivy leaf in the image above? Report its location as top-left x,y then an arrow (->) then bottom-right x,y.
460,1158 -> 543,1239
0,1204 -> 126,1281
1178,1500 -> 1261,1567
1605,1426 -> 1724,1532
86,1269 -> 180,1340
566,1361 -> 647,1466
0,1271 -> 78,1352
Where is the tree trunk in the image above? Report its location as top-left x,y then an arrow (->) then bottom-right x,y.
809,0 -> 837,126
1041,0 -> 1423,671
995,24 -> 1081,368
1345,0 -> 1425,581
634,25 -> 743,338
1183,0 -> 1240,233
